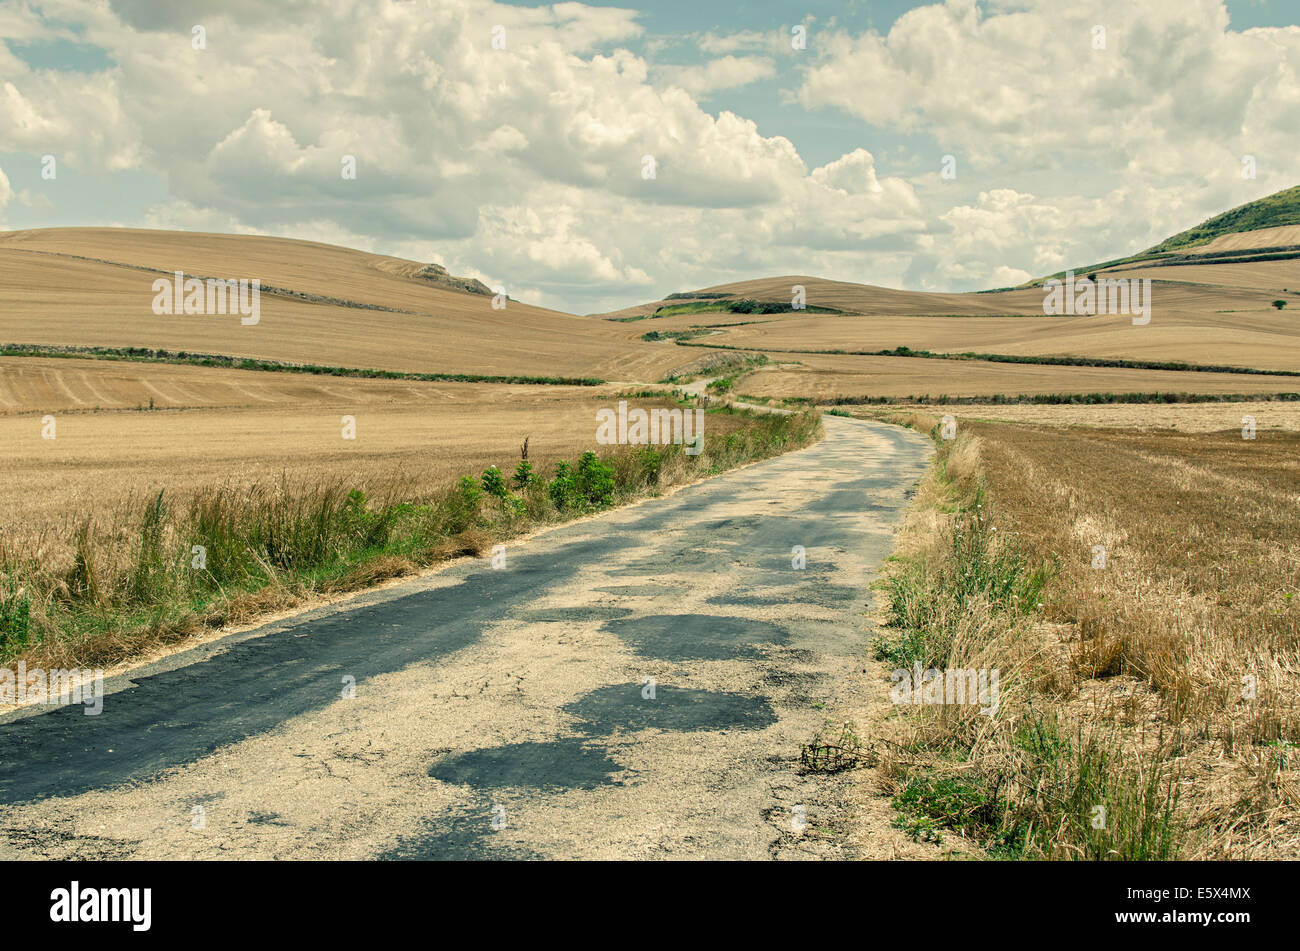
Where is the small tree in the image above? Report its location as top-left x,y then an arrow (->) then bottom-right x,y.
512,459 -> 535,490
481,466 -> 508,500
1272,299 -> 1287,310
576,451 -> 615,507
547,461 -> 578,510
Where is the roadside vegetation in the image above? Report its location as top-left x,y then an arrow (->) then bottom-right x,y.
659,352 -> 769,385
862,409 -> 1299,859
0,398 -> 820,671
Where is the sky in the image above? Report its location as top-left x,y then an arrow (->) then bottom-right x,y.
0,0 -> 1297,314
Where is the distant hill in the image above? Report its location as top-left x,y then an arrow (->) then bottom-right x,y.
1033,184 -> 1300,284
1146,185 -> 1300,254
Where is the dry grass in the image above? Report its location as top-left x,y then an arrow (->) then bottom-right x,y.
974,421 -> 1300,859
861,408 -> 1299,859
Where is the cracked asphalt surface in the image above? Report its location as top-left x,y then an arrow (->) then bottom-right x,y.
0,416 -> 931,860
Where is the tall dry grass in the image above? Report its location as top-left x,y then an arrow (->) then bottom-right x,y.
871,424 -> 1195,859
868,410 -> 1300,858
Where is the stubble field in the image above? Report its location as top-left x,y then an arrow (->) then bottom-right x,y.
0,357 -> 681,550
840,404 -> 1299,858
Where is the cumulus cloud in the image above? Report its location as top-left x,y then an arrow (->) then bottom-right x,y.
0,0 -> 929,308
660,56 -> 775,97
798,0 -> 1300,188
0,0 -> 1295,309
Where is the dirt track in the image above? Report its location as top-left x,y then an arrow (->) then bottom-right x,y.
0,416 -> 930,860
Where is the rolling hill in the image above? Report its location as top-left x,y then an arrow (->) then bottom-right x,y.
0,228 -> 686,383
594,188 -> 1300,393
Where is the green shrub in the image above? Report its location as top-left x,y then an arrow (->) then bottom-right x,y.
576,451 -> 616,507
481,466 -> 509,500
547,461 -> 579,511
440,476 -> 483,533
635,446 -> 662,485
0,578 -> 31,658
512,460 -> 535,490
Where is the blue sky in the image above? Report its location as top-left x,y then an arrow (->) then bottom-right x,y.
1,0 -> 1296,312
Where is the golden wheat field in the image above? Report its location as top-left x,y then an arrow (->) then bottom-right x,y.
0,356 -> 682,550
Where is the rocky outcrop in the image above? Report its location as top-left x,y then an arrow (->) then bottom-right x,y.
416,263 -> 493,296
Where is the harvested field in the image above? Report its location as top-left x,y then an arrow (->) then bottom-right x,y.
733,352 -> 1300,400
975,421 -> 1300,858
848,407 -> 1299,859
1101,259 -> 1300,292
633,301 -> 1298,371
0,357 -> 694,551
601,273 -> 1300,372
1188,225 -> 1300,253
0,229 -> 686,382
905,399 -> 1300,432
594,274 -> 1048,320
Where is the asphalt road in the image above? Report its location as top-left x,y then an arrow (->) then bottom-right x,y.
0,416 -> 931,860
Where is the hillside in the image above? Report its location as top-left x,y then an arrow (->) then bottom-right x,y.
1033,184 -> 1300,282
593,185 -> 1300,386
0,228 -> 685,382
1146,185 -> 1300,254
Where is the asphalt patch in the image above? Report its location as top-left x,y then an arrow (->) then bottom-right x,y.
428,736 -> 624,791
602,613 -> 789,661
564,683 -> 777,734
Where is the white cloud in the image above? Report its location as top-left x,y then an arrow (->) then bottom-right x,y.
660,56 -> 775,97
799,0 -> 1300,191
0,0 -> 925,307
1,0 -> 1296,309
